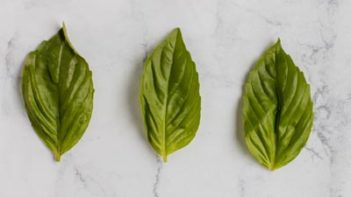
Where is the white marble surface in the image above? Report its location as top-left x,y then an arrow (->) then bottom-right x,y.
0,0 -> 351,196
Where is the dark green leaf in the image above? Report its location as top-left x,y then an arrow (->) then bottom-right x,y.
242,40 -> 313,170
22,24 -> 94,161
140,28 -> 201,162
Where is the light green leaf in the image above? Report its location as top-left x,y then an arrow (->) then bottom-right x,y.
22,24 -> 94,161
242,40 -> 313,170
140,28 -> 201,162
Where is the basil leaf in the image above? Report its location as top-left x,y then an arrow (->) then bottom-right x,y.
242,40 -> 313,170
22,24 -> 94,161
140,28 -> 201,162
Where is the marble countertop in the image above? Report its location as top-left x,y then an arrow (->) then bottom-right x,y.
0,0 -> 350,196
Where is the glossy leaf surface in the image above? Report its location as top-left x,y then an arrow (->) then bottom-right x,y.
140,28 -> 201,161
242,40 -> 313,170
22,24 -> 94,161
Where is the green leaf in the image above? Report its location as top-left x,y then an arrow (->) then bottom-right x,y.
242,39 -> 313,170
22,24 -> 94,161
140,28 -> 201,162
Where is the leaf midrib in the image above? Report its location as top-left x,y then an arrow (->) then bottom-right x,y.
272,49 -> 284,170
54,42 -> 65,161
160,34 -> 180,162
161,45 -> 174,162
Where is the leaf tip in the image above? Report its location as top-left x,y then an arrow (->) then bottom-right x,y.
174,27 -> 181,32
62,21 -> 67,30
60,22 -> 80,55
61,22 -> 69,39
275,38 -> 282,47
171,27 -> 182,37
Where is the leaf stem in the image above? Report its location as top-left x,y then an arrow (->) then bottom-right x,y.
54,152 -> 61,162
162,154 -> 168,162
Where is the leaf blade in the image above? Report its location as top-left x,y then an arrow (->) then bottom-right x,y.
140,28 -> 201,161
242,40 -> 313,170
22,25 -> 94,161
